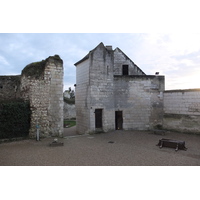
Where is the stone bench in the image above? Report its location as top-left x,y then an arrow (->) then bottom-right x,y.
157,138 -> 187,151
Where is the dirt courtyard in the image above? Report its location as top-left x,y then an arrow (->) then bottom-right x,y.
0,127 -> 200,166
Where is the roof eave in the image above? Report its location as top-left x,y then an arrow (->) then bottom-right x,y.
74,53 -> 90,66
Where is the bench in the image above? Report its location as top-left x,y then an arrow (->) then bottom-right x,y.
157,138 -> 187,151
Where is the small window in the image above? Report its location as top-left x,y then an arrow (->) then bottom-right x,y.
122,65 -> 129,75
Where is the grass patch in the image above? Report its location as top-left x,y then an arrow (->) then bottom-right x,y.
64,120 -> 76,128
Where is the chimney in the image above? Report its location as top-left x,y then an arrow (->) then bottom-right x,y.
106,45 -> 112,51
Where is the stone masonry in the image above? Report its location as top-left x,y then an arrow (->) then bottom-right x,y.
75,43 -> 165,134
0,55 -> 64,138
163,89 -> 200,133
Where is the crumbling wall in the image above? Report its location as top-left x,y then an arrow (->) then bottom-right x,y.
0,75 -> 21,100
1,55 -> 65,139
20,55 -> 63,137
163,89 -> 200,133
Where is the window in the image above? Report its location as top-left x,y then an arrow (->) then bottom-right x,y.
122,65 -> 129,75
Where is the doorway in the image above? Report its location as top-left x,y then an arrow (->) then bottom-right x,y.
115,111 -> 123,130
95,109 -> 103,128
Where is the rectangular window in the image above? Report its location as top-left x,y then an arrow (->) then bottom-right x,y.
122,65 -> 129,75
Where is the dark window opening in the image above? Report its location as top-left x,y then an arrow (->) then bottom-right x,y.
95,109 -> 103,128
115,111 -> 123,130
122,65 -> 129,75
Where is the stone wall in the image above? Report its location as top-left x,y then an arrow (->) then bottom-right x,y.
63,90 -> 76,119
163,89 -> 200,133
20,55 -> 64,137
89,43 -> 115,133
0,75 -> 21,100
0,55 -> 64,138
63,102 -> 76,119
114,75 -> 164,130
113,48 -> 145,75
75,59 -> 90,134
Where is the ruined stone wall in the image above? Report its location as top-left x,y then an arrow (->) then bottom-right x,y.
0,75 -> 21,100
114,75 -> 164,130
163,89 -> 200,133
46,57 -> 63,136
0,56 -> 64,138
20,55 -> 64,137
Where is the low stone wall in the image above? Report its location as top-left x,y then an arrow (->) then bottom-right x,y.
163,89 -> 200,133
63,101 -> 76,119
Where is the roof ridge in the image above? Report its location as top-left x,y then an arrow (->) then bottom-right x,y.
74,42 -> 105,66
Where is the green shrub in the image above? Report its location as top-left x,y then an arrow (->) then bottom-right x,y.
22,55 -> 63,79
0,100 -> 31,139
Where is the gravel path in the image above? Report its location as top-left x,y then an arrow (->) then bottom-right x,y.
0,127 -> 200,166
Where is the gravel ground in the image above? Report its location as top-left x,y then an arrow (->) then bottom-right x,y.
0,127 -> 200,166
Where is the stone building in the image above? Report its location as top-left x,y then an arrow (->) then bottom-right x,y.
75,42 -> 165,134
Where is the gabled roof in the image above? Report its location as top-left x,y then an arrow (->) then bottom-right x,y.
74,42 -> 105,66
74,43 -> 145,75
114,47 -> 146,75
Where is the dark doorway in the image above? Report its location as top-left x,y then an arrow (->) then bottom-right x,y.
122,65 -> 129,75
95,109 -> 103,128
115,111 -> 123,130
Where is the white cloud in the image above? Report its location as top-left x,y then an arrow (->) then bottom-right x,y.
0,55 -> 9,66
1,33 -> 200,90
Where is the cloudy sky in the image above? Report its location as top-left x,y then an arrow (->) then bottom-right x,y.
0,33 -> 200,91
1,1 -> 200,198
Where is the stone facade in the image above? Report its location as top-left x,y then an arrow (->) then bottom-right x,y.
75,43 -> 165,134
0,55 -> 64,138
163,89 -> 200,133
